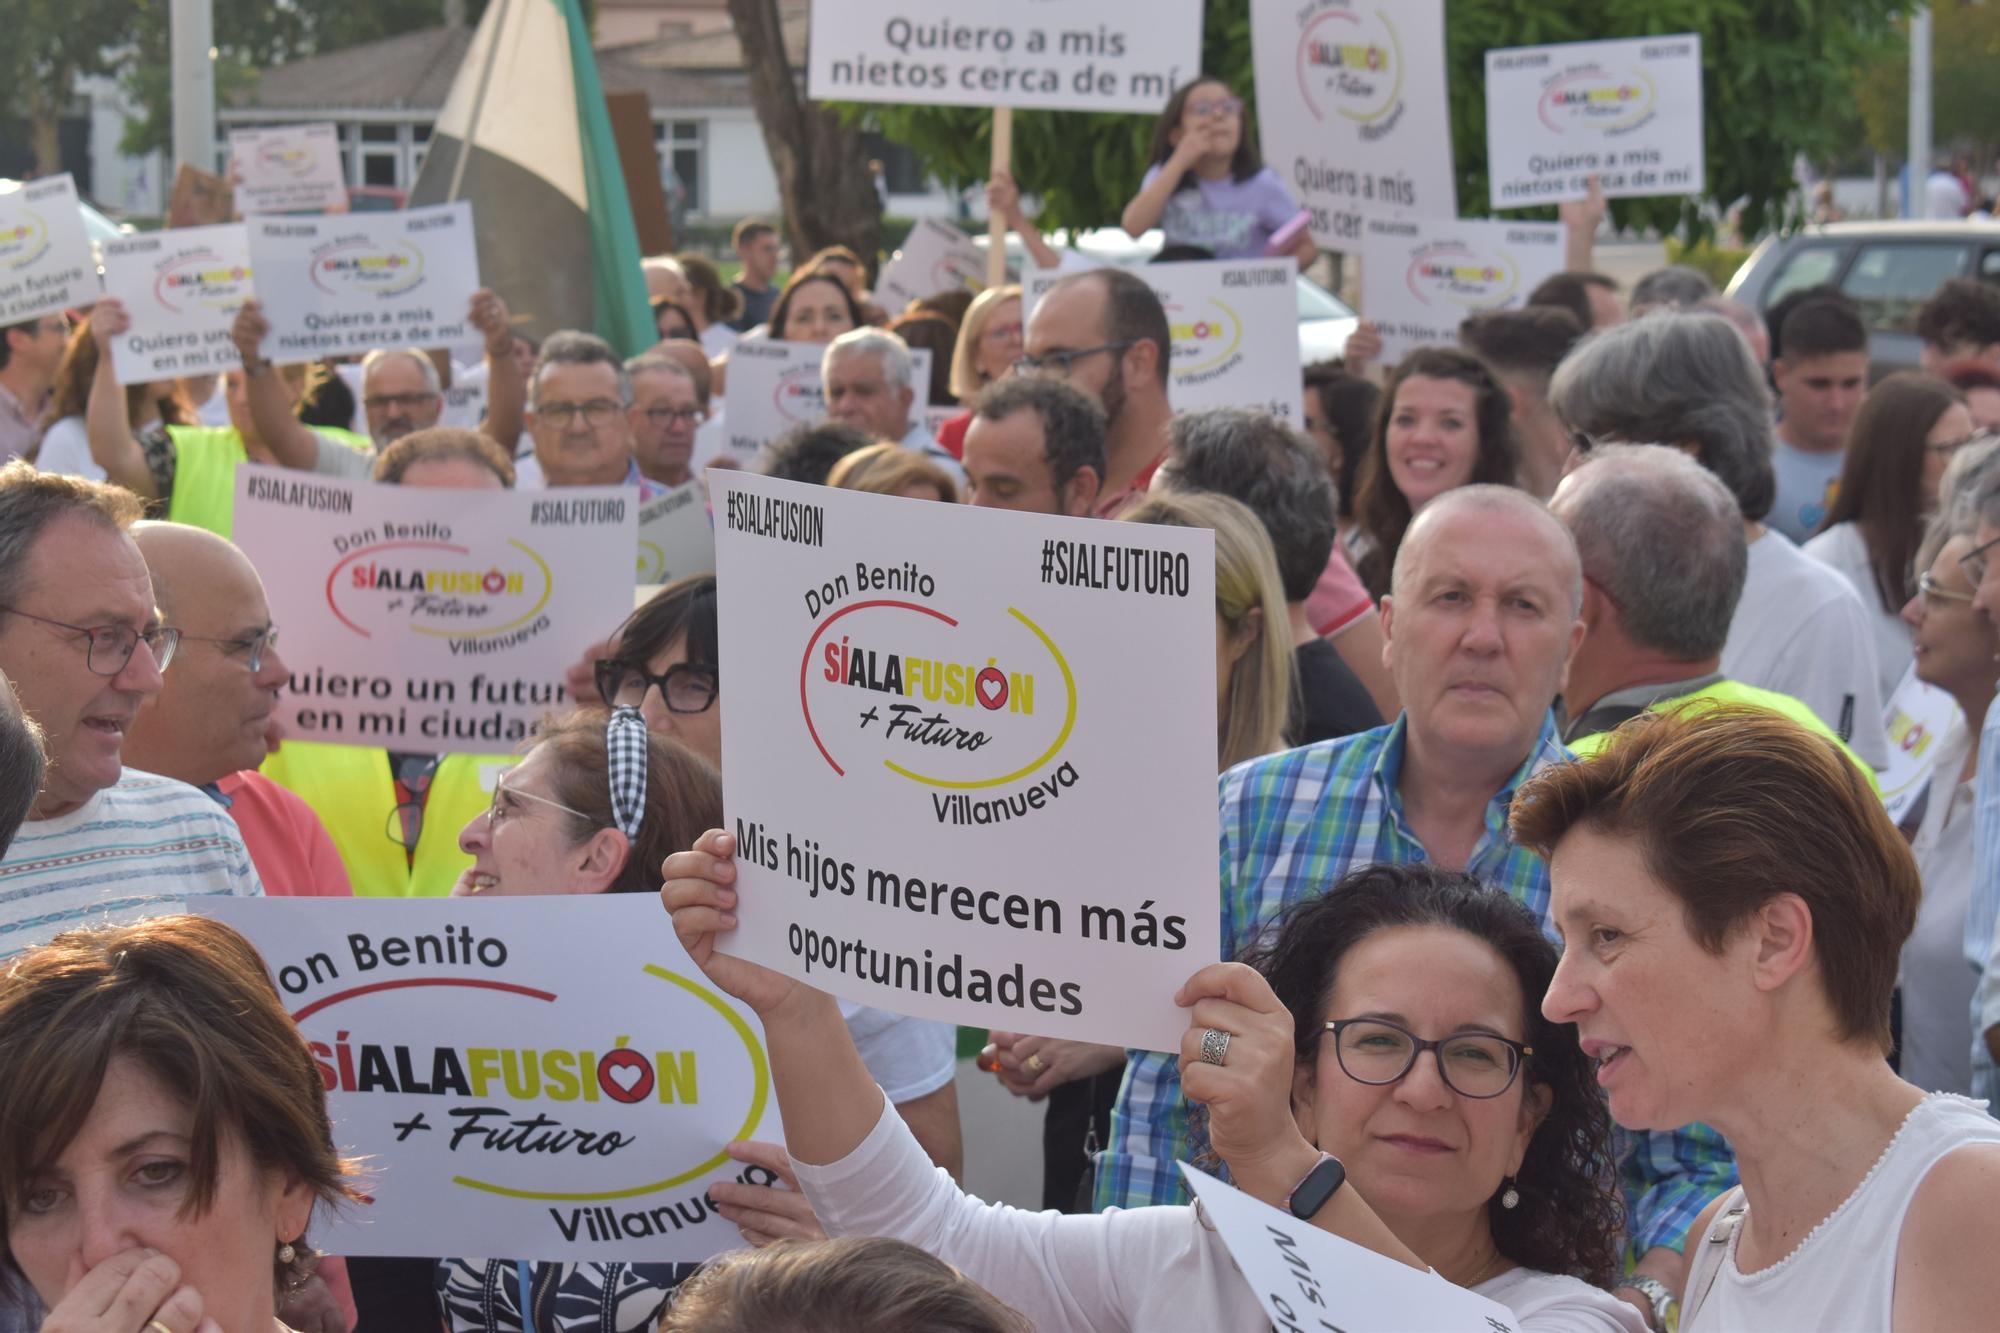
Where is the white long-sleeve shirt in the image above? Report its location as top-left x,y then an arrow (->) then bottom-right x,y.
793,1095 -> 1646,1333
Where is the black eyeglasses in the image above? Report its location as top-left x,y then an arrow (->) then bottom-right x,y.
0,606 -> 180,675
1323,1017 -> 1533,1100
642,406 -> 704,427
1013,340 -> 1137,379
176,624 -> 279,673
535,399 -> 625,429
594,658 -> 718,714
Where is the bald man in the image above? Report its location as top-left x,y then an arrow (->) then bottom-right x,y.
126,523 -> 351,898
1098,486 -> 1737,1316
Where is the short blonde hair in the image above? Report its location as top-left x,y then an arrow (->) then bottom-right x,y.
949,284 -> 1023,403
1119,490 -> 1294,770
826,442 -> 959,503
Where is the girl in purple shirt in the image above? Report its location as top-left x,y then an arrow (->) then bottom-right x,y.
1123,77 -> 1316,266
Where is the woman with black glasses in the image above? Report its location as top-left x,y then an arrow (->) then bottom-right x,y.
662,850 -> 1643,1331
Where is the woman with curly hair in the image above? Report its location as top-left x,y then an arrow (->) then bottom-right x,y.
662,848 -> 1641,1330
1349,348 -> 1520,600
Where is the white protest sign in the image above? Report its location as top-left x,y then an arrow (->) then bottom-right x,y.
1486,34 -> 1705,209
246,202 -> 480,363
713,472 -> 1217,1051
724,341 -> 933,460
199,896 -> 776,1262
98,223 -> 253,383
232,466 -> 636,749
230,123 -> 351,215
807,0 -> 1202,114
1024,259 -> 1304,424
1880,665 -> 1965,825
1177,1163 -> 1522,1332
0,174 -> 98,323
637,480 -> 716,585
1251,0 -> 1456,252
876,217 -> 986,312
1360,217 -> 1565,363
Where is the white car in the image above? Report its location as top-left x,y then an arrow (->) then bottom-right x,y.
976,225 -> 1359,368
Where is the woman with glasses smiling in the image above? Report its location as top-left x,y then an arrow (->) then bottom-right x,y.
660,851 -> 1640,1329
439,707 -> 720,1330
1806,373 -> 1983,701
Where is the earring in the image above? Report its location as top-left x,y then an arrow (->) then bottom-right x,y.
278,1242 -> 297,1265
1500,1178 -> 1520,1210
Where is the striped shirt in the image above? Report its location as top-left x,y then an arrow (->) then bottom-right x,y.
1965,694 -> 2000,1101
0,768 -> 263,960
1091,714 -> 1738,1259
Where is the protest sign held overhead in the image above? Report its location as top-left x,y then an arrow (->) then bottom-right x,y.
875,217 -> 987,312
246,201 -> 481,363
1250,0 -> 1456,251
98,223 -> 253,384
230,123 -> 351,215
807,0 -> 1202,113
1024,260 -> 1303,424
0,174 -> 98,324
201,896 -> 777,1262
1178,1164 -> 1525,1331
1486,34 -> 1705,208
724,341 -> 934,461
1360,216 -> 1565,363
637,480 -> 717,586
233,466 -> 635,750
713,472 -> 1218,1052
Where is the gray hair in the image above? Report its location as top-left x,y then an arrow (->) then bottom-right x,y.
360,347 -> 441,396
0,461 -> 145,610
823,328 -> 913,394
1630,265 -> 1717,311
531,330 -> 633,408
1945,438 -> 2000,568
1553,444 -> 1747,659
1696,297 -> 1767,352
1549,312 -> 1776,521
1390,484 -> 1583,615
626,354 -> 698,395
1159,407 -> 1335,603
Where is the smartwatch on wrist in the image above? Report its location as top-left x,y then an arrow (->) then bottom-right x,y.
1284,1152 -> 1347,1220
1618,1276 -> 1678,1332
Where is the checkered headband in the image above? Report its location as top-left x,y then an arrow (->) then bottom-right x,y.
606,706 -> 648,839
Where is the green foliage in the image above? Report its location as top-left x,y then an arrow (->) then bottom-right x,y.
852,0 -> 1902,241
1856,6 -> 2000,161
1664,236 -> 1753,290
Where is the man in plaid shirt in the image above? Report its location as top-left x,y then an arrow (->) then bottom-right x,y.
1093,487 -> 1736,1327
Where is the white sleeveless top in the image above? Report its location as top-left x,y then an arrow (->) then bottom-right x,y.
1689,1094 -> 2000,1331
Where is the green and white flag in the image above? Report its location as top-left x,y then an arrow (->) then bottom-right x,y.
411,0 -> 655,356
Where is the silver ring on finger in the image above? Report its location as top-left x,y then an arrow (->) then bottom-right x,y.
1199,1027 -> 1231,1066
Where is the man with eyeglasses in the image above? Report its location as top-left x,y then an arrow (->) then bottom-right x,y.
1017,269 -> 1174,517
525,330 -> 670,496
1096,484 -> 1736,1330
0,311 -> 69,463
1550,445 -> 1871,779
0,464 -> 262,963
123,522 -> 350,898
626,355 -> 703,490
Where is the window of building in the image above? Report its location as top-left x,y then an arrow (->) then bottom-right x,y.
654,119 -> 703,215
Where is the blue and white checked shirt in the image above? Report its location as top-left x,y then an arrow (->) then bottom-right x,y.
1965,695 -> 2000,1102
1091,714 -> 1739,1258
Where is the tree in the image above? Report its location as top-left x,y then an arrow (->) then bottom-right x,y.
727,0 -> 882,272
1856,4 -> 2000,166
855,0 -> 1903,240
5,0 -> 128,175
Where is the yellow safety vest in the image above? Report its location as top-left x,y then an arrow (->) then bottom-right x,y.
261,741 -> 514,898
167,425 -> 372,538
1569,677 -> 1881,793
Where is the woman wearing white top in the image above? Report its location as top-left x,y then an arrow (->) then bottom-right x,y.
29,313 -> 191,482
664,842 -> 1644,1332
1894,448 -> 2000,1094
1515,706 -> 2000,1331
1805,374 -> 1978,701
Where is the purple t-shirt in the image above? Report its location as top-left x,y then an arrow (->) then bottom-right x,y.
1141,164 -> 1301,260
